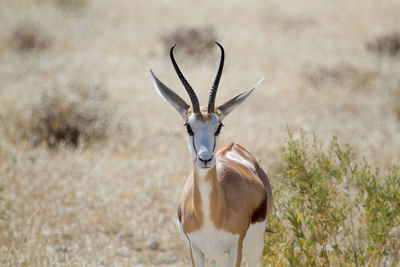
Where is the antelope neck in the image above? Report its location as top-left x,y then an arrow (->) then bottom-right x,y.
193,165 -> 226,227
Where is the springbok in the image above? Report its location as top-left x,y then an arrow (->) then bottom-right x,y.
150,43 -> 273,267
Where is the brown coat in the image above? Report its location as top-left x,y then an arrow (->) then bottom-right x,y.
178,142 -> 273,236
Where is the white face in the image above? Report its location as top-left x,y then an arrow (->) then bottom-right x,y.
185,113 -> 223,169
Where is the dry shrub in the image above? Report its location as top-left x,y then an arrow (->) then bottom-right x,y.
160,26 -> 217,57
12,22 -> 51,51
366,32 -> 400,56
303,64 -> 378,91
28,85 -> 115,148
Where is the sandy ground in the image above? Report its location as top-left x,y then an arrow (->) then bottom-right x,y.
0,0 -> 400,265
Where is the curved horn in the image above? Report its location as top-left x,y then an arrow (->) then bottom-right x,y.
208,42 -> 225,113
170,44 -> 200,114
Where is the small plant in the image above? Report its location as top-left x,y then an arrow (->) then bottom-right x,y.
29,84 -> 115,148
0,186 -> 10,221
12,21 -> 50,51
264,129 -> 400,266
160,26 -> 217,57
366,32 -> 400,56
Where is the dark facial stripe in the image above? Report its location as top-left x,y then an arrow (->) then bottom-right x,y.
191,136 -> 197,155
213,136 -> 217,152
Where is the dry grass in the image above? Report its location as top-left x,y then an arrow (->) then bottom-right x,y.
302,63 -> 379,92
0,0 -> 400,265
160,26 -> 217,57
56,0 -> 87,11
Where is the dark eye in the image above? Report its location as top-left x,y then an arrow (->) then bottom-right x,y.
185,123 -> 194,136
215,123 -> 223,136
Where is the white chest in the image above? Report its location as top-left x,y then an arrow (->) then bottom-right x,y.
188,222 -> 238,256
188,169 -> 239,256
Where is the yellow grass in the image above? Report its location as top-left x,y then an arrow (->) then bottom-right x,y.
0,0 -> 400,265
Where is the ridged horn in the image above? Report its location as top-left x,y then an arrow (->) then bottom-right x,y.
170,44 -> 200,114
208,42 -> 225,113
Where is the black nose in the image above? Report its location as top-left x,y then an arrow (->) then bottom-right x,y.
199,157 -> 213,163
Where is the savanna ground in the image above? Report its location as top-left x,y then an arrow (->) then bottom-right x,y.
0,0 -> 400,266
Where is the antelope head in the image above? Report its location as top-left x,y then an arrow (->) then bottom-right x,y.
150,42 -> 263,169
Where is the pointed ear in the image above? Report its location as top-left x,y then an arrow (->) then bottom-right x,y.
217,77 -> 264,120
150,69 -> 190,120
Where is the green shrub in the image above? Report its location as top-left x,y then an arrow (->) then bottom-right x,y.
264,129 -> 400,266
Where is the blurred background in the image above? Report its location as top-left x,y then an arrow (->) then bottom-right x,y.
0,0 -> 399,265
